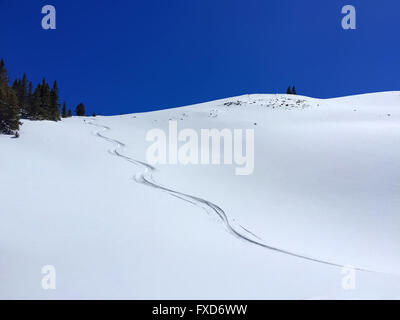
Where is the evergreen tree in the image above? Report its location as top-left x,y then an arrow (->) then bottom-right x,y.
20,73 -> 29,117
67,108 -> 72,117
31,83 -> 41,119
12,79 -> 20,94
75,103 -> 86,116
0,88 -> 20,134
292,86 -> 297,95
92,112 -> 96,117
12,73 -> 30,118
27,81 -> 33,118
287,86 -> 292,94
37,78 -> 52,120
61,101 -> 67,118
0,59 -> 20,134
30,86 -> 42,120
0,59 -> 9,84
28,81 -> 33,97
50,80 -> 61,121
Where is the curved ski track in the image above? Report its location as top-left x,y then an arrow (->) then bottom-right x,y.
87,120 -> 371,272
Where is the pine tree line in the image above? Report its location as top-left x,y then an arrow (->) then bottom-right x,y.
0,58 -> 90,136
12,76 -> 62,121
61,101 -> 73,118
286,86 -> 297,95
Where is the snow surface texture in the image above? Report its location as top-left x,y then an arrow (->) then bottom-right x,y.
0,92 -> 399,299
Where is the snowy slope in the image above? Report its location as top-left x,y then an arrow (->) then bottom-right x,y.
0,92 -> 399,299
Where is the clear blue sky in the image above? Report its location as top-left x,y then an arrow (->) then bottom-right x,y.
1,0 -> 399,115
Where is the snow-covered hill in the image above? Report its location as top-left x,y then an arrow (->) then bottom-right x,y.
1,92 -> 399,299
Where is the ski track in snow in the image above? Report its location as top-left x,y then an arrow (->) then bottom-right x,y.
87,119 -> 373,272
